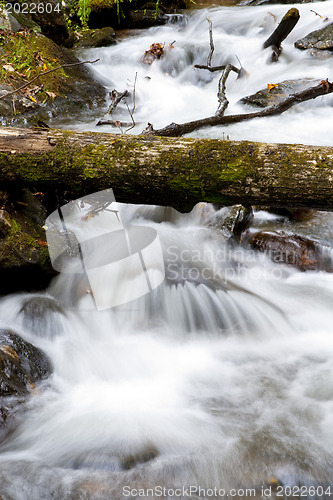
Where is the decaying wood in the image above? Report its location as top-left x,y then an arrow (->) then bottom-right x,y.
194,64 -> 240,73
151,80 -> 333,137
206,17 -> 215,67
263,8 -> 300,61
107,90 -> 129,115
1,126 -> 333,211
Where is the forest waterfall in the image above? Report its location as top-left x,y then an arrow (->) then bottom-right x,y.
1,202 -> 333,498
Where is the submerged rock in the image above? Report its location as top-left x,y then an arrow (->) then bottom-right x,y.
209,205 -> 253,241
243,230 -> 333,272
295,22 -> 333,51
239,79 -> 318,108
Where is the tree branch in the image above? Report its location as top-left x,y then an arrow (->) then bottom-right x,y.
148,80 -> 333,137
206,17 -> 215,67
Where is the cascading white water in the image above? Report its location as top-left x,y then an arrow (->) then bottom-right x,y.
57,0 -> 333,145
1,203 -> 333,498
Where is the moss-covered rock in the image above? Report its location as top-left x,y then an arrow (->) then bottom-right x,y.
0,189 -> 56,293
73,26 -> 116,48
0,30 -> 106,127
295,22 -> 333,51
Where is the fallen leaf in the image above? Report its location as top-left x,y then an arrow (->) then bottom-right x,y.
267,83 -> 278,93
45,91 -> 57,99
38,239 -> 48,247
3,64 -> 15,72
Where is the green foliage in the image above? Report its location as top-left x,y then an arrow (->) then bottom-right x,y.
77,0 -> 91,26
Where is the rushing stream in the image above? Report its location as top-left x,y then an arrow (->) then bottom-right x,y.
1,203 -> 333,498
56,0 -> 333,145
2,1 -> 333,498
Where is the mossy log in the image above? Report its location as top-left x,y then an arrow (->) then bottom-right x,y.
1,127 -> 333,211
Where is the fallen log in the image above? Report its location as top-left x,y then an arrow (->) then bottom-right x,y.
1,126 -> 333,211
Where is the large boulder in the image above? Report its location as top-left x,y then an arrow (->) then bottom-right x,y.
0,30 -> 106,127
295,22 -> 333,51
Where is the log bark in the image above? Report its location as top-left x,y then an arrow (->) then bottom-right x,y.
1,126 -> 333,211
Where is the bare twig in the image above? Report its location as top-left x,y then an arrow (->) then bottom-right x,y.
147,80 -> 333,137
206,17 -> 214,67
216,64 -> 233,116
125,72 -> 137,133
0,59 -> 100,101
107,90 -> 129,115
194,64 -> 240,73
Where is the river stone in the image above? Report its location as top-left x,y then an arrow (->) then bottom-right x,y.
295,22 -> 333,51
239,78 -> 318,108
243,231 -> 333,272
73,27 -> 116,48
209,205 -> 253,241
0,329 -> 52,396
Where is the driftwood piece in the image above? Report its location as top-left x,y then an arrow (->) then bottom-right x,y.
1,127 -> 333,211
107,90 -> 129,115
151,80 -> 333,137
264,8 -> 300,61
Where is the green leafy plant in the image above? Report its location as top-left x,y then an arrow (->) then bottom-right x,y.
77,0 -> 91,26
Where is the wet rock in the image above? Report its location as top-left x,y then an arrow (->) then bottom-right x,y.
209,205 -> 253,241
0,329 -> 52,397
0,329 -> 52,442
73,27 -> 116,48
295,22 -> 333,51
19,296 -> 65,338
243,231 -> 333,272
239,79 -> 318,108
122,446 -> 159,469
